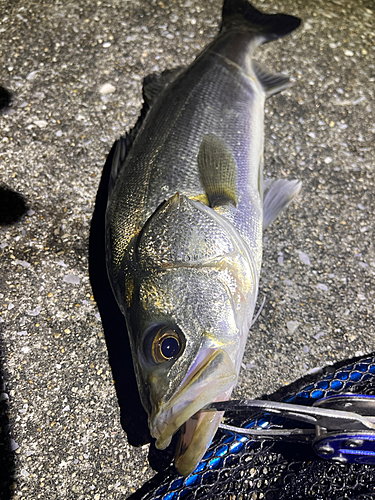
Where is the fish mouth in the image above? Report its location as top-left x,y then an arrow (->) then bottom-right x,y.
150,348 -> 237,476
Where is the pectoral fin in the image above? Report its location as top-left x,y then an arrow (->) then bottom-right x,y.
263,178 -> 302,229
197,134 -> 238,208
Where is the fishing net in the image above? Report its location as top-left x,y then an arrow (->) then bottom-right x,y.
130,354 -> 375,500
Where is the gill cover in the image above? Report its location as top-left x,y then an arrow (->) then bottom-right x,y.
136,192 -> 241,269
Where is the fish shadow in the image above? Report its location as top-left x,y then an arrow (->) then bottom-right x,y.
0,85 -> 12,115
0,87 -> 28,227
0,185 -> 28,226
89,141 -> 150,447
0,149 -> 24,497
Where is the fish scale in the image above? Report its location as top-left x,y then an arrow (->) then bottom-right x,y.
108,50 -> 263,260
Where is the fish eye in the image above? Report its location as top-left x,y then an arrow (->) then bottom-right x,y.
150,327 -> 184,364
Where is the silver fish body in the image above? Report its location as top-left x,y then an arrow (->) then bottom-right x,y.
106,0 -> 301,476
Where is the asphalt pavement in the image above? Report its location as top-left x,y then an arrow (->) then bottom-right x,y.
0,0 -> 374,498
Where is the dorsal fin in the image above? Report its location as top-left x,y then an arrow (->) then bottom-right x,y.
197,134 -> 238,208
107,68 -> 186,195
143,67 -> 184,106
107,71 -> 184,195
252,61 -> 290,97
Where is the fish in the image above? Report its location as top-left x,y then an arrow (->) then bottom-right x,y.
105,0 -> 302,476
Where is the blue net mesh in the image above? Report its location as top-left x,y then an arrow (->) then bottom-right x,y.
130,354 -> 375,500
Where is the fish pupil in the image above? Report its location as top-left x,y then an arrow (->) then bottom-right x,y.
161,336 -> 180,358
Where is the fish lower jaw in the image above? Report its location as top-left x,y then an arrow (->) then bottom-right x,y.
151,383 -> 235,474
151,389 -> 231,476
150,384 -> 236,451
150,400 -> 198,450
149,348 -> 237,472
150,407 -> 180,449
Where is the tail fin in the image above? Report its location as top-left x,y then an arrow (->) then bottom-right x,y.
221,0 -> 301,42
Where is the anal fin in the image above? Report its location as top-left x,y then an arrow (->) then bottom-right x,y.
263,178 -> 301,229
253,61 -> 290,97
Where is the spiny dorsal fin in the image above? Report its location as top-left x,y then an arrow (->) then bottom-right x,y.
143,67 -> 184,106
197,134 -> 238,208
263,178 -> 302,229
252,60 -> 290,97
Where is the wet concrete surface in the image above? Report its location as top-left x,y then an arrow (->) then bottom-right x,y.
0,0 -> 374,497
